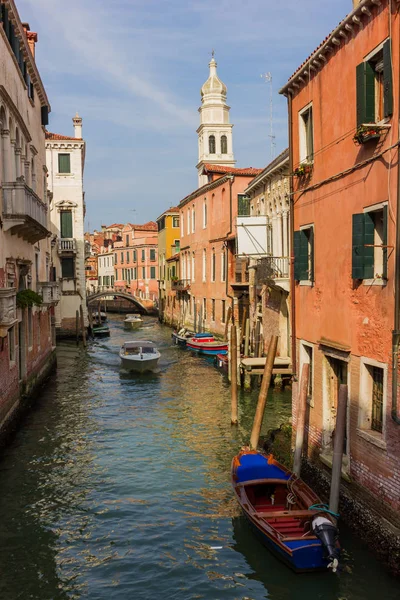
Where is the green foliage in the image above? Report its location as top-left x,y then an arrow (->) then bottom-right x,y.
16,289 -> 43,309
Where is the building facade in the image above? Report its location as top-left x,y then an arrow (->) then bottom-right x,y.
46,114 -> 87,336
0,2 -> 58,437
280,0 -> 400,517
97,247 -> 115,290
157,207 -> 180,323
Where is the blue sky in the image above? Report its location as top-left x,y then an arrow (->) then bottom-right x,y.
20,0 -> 351,230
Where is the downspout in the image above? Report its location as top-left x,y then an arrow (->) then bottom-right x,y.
288,93 -> 297,379
392,21 -> 400,423
225,175 -> 236,323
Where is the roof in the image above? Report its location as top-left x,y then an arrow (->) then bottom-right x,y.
105,223 -> 124,229
244,148 -> 289,193
128,221 -> 158,231
202,164 -> 263,176
156,207 -> 180,221
45,131 -> 82,141
279,0 -> 377,96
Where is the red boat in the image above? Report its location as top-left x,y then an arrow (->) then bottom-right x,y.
186,336 -> 228,355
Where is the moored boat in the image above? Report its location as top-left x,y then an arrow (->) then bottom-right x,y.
92,311 -> 107,322
215,352 -> 228,371
119,340 -> 161,372
92,323 -> 110,337
171,329 -> 210,346
231,448 -> 340,573
186,336 -> 228,355
124,314 -> 143,329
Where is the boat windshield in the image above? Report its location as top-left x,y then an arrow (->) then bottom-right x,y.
124,347 -> 140,355
142,347 -> 155,354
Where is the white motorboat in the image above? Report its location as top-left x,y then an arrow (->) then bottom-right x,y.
124,314 -> 143,329
119,341 -> 160,372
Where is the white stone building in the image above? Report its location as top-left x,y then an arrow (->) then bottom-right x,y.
196,56 -> 235,186
46,114 -> 88,336
97,247 -> 115,290
0,4 -> 58,436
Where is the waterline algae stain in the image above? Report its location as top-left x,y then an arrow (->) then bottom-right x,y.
0,316 -> 398,599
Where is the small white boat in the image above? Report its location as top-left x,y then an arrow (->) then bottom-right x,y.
124,314 -> 143,329
119,341 -> 160,372
93,311 -> 107,322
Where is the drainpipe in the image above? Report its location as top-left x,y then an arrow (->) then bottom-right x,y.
392,37 -> 400,423
288,93 -> 297,378
225,175 -> 236,323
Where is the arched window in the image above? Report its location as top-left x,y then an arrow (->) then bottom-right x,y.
221,135 -> 228,154
209,135 -> 216,154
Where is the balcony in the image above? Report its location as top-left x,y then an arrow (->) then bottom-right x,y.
2,181 -> 49,243
171,279 -> 190,291
58,238 -> 77,254
37,282 -> 61,305
257,256 -> 290,292
170,244 -> 180,256
0,288 -> 17,336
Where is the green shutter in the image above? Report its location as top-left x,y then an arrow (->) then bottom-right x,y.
352,213 -> 365,279
383,39 -> 393,118
308,227 -> 314,282
58,154 -> 70,173
382,205 -> 388,279
238,195 -> 250,216
356,62 -> 375,127
60,211 -> 73,238
294,230 -> 301,281
364,212 -> 374,279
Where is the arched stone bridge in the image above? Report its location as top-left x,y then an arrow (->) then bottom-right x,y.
87,291 -> 149,314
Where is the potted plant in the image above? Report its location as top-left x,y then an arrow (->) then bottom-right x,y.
293,162 -> 313,177
353,125 -> 381,145
16,289 -> 43,309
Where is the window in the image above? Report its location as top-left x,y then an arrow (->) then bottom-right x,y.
211,250 -> 216,282
202,249 -> 207,282
141,249 -> 145,262
300,342 -> 314,406
299,104 -> 314,163
371,367 -> 384,433
191,252 -> 195,282
203,199 -> 207,228
134,267 -> 137,280
174,240 -> 180,253
238,194 -> 250,216
173,216 -> 179,228
181,214 -> 184,237
60,210 -> 73,238
8,326 -> 15,363
121,252 -> 124,264
126,251 -> 130,263
192,206 -> 195,232
133,250 -> 137,262
203,298 -> 207,320
356,39 -> 393,127
115,253 -> 118,264
352,205 -> 387,281
142,267 -> 146,278
294,226 -> 314,283
359,359 -> 387,439
221,300 -> 226,323
126,234 -> 129,246
58,153 -> 71,174
150,249 -> 156,262
209,135 -> 216,154
211,299 -> 215,321
61,257 -> 74,278
187,210 -> 191,235
150,266 -> 156,279
221,251 -> 226,282
221,135 -> 228,154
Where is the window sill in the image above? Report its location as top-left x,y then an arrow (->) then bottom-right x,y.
363,278 -> 387,286
56,173 -> 73,177
299,280 -> 313,287
356,428 -> 386,450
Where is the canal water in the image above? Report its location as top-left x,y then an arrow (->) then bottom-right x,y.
0,316 -> 398,600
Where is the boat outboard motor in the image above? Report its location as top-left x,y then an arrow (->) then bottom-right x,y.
311,515 -> 340,572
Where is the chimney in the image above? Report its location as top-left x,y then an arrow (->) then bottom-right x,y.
22,23 -> 38,58
72,113 -> 82,138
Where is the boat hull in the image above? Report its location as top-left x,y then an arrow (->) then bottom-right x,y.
187,340 -> 228,355
92,326 -> 110,337
119,352 -> 160,372
124,321 -> 142,329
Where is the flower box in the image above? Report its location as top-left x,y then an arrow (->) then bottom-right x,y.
353,125 -> 382,145
293,163 -> 313,177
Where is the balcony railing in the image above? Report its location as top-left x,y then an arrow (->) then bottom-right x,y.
2,181 -> 49,243
257,256 -> 290,284
58,238 -> 77,253
37,282 -> 61,305
171,279 -> 190,291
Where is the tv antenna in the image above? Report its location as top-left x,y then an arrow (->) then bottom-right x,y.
261,72 -> 276,161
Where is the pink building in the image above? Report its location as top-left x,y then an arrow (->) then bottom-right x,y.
114,222 -> 158,301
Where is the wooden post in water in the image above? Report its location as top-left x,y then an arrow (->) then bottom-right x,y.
88,306 -> 93,337
240,307 -> 247,347
329,384 -> 347,517
254,320 -> 261,359
230,324 -> 238,425
249,335 -> 278,450
224,306 -> 232,340
76,310 -> 79,345
244,318 -> 250,357
80,304 -> 86,348
293,362 -> 310,477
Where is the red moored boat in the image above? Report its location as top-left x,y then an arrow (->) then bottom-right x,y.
186,335 -> 228,355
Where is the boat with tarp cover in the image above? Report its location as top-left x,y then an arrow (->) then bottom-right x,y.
119,340 -> 161,372
232,449 -> 340,573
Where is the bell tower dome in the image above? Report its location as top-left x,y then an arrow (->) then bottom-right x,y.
196,55 -> 235,186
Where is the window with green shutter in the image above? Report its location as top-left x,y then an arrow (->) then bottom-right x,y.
356,39 -> 393,127
61,258 -> 74,278
352,207 -> 388,280
58,153 -> 71,173
383,39 -> 393,118
294,227 -> 314,282
238,194 -> 250,216
150,267 -> 156,279
356,61 -> 375,127
60,210 -> 73,238
150,249 -> 156,261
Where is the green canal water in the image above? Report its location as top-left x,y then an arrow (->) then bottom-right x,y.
0,316 -> 398,599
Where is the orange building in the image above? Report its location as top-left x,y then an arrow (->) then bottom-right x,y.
174,164 -> 262,336
280,0 -> 400,518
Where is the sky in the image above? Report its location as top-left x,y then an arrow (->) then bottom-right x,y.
19,0 -> 352,231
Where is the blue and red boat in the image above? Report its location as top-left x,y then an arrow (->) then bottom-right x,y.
186,334 -> 228,355
232,449 -> 340,573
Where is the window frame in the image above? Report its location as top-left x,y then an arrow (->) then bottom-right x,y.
298,102 -> 314,164
357,357 -> 387,448
294,224 -> 314,284
58,153 -> 71,174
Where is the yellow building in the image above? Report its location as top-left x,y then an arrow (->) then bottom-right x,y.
157,208 -> 180,322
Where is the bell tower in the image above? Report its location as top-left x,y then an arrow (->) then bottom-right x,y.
196,55 -> 235,186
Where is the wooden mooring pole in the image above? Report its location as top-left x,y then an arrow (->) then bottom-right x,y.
230,324 -> 238,425
293,362 -> 310,477
240,307 -> 247,347
329,384 -> 347,517
75,310 -> 79,345
80,304 -> 86,348
224,306 -> 232,341
249,335 -> 278,450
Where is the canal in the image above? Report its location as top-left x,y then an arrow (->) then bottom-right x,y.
0,316 -> 398,599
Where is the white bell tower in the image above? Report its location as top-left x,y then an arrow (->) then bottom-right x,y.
196,54 -> 235,186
